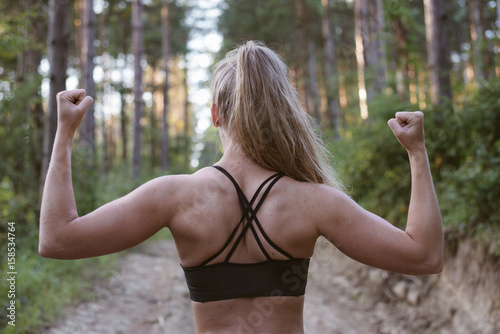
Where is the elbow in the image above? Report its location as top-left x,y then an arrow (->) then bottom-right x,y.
38,230 -> 55,258
429,256 -> 444,274
418,253 -> 444,275
38,221 -> 73,259
39,243 -> 70,260
38,237 -> 66,259
39,244 -> 51,258
426,238 -> 444,274
405,244 -> 444,275
38,240 -> 57,259
39,248 -> 51,259
39,235 -> 83,260
423,261 -> 443,275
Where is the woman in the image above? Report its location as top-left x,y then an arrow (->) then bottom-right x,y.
40,41 -> 442,333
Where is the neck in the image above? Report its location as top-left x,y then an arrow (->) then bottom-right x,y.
218,139 -> 268,174
217,129 -> 274,174
218,145 -> 254,167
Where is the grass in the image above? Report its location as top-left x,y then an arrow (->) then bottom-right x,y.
0,245 -> 118,333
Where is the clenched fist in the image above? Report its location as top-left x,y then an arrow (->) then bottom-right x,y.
387,111 -> 426,153
56,89 -> 94,134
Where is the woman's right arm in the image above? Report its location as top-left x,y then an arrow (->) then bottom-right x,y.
39,90 -> 191,260
315,111 -> 443,275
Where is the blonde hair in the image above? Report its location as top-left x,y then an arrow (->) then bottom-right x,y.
211,41 -> 345,191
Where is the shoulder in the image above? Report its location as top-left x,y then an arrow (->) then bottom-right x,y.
143,167 -> 220,195
315,183 -> 351,215
277,178 -> 348,208
259,178 -> 353,243
285,181 -> 354,231
151,167 -> 233,225
131,167 -> 223,223
270,177 -> 350,220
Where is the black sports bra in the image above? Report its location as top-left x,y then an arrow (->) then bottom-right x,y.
181,166 -> 310,303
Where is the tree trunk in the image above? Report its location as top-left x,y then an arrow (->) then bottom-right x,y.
150,63 -> 159,169
132,0 -> 144,180
42,0 -> 70,187
496,0 -> 500,77
394,18 -> 408,101
307,40 -> 321,123
183,62 -> 190,171
120,91 -> 128,161
161,0 -> 170,173
321,0 -> 340,138
294,2 -> 309,116
81,0 -> 96,157
375,0 -> 387,89
16,0 -> 43,85
497,0 -> 500,31
119,18 -> 129,163
17,0 -> 44,187
408,63 -> 418,105
108,115 -> 116,165
418,68 -> 428,110
354,0 -> 368,119
98,0 -> 111,172
423,0 -> 453,106
468,0 -> 485,83
367,0 -> 380,93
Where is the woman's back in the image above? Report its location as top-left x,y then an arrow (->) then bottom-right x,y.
169,158 -> 319,333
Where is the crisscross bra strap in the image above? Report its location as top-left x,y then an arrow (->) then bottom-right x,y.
199,166 -> 292,266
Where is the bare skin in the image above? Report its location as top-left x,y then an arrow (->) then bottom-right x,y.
39,90 -> 442,333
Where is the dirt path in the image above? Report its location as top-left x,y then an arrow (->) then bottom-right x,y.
38,238 -> 381,333
38,238 -> 495,333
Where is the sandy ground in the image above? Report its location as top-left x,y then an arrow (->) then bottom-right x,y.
38,238 -> 494,334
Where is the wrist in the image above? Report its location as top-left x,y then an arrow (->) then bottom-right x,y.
55,127 -> 76,143
52,129 -> 75,159
407,147 -> 429,166
406,143 -> 427,156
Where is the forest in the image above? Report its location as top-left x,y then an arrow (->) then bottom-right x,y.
1,0 -> 499,332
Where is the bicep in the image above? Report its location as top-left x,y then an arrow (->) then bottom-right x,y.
53,176 -> 179,259
316,189 -> 426,275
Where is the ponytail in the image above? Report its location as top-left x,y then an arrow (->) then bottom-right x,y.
211,41 -> 345,192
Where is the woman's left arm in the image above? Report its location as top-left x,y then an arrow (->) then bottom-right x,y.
39,90 -> 180,259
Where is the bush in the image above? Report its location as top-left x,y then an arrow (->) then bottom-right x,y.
428,80 -> 500,232
330,94 -> 416,228
333,83 -> 500,241
0,245 -> 116,334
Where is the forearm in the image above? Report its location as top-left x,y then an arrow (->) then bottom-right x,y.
39,130 -> 78,247
405,148 -> 443,268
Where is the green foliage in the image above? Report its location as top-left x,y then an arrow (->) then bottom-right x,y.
330,94 -> 416,228
427,80 -> 500,232
0,244 -> 116,333
95,163 -> 138,202
105,0 -> 190,62
197,125 -> 223,168
0,75 -> 43,193
0,75 -> 44,250
71,144 -> 100,216
334,81 -> 500,243
217,0 -> 296,56
143,0 -> 191,62
0,1 -> 47,71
